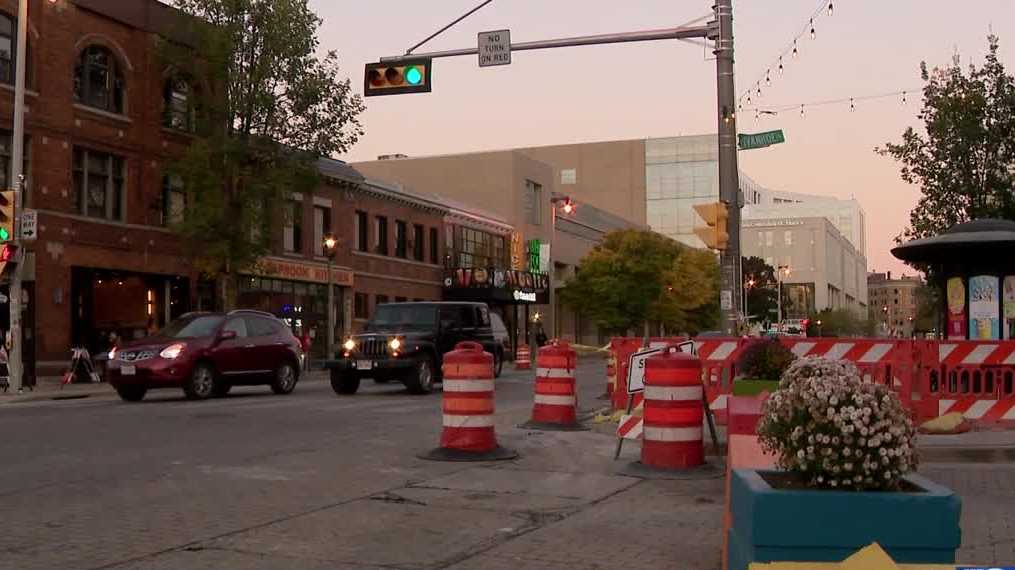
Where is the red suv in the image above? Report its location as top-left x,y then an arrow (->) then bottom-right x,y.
107,310 -> 303,402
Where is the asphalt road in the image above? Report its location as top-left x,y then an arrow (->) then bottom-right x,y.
2,360 -> 716,570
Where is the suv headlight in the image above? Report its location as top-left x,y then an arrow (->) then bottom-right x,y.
160,343 -> 186,359
388,338 -> 401,351
343,338 -> 356,351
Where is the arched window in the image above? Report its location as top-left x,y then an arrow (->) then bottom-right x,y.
162,77 -> 193,131
74,45 -> 125,114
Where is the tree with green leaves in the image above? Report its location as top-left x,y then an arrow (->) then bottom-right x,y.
559,229 -> 719,335
163,0 -> 365,308
806,308 -> 875,338
877,34 -> 1015,249
743,256 -> 777,323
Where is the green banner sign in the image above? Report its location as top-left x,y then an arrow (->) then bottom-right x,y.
738,129 -> 785,150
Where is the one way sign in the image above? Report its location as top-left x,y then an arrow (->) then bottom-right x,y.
20,209 -> 37,241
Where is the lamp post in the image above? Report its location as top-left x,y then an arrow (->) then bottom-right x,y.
816,319 -> 823,337
776,265 -> 790,331
548,195 -> 575,341
7,0 -> 28,392
323,234 -> 338,357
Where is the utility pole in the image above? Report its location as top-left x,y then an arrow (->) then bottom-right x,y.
715,0 -> 742,336
9,0 -> 27,392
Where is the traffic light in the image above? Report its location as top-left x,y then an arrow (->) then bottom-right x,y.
364,59 -> 432,97
0,243 -> 17,276
692,201 -> 730,250
0,189 -> 14,243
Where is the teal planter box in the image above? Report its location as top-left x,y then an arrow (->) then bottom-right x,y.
732,379 -> 781,397
728,469 -> 961,570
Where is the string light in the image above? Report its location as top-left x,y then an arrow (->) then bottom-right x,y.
800,104 -> 805,118
757,85 -> 762,97
737,0 -> 835,106
746,88 -> 921,116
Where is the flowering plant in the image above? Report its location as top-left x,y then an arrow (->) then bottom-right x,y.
757,357 -> 918,491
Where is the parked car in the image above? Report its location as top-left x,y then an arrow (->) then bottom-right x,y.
326,302 -> 503,395
106,310 -> 303,402
490,312 -> 511,360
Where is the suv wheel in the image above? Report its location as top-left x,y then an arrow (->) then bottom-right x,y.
115,385 -> 147,402
184,363 -> 216,400
494,349 -> 503,378
271,362 -> 298,395
330,369 -> 360,395
405,355 -> 435,395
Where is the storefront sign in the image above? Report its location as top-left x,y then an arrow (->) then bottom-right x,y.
969,275 -> 1000,340
510,232 -> 525,270
1005,276 -> 1015,340
512,290 -> 536,302
528,239 -> 541,273
946,277 -> 967,340
251,257 -> 354,287
443,266 -> 549,304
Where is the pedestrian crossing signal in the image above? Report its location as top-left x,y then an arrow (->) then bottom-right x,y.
0,190 -> 14,243
364,59 -> 432,97
0,243 -> 16,276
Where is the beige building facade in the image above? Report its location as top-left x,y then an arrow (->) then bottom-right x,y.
868,272 -> 921,338
353,151 -> 643,346
742,217 -> 868,319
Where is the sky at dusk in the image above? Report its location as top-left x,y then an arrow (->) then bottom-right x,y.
311,0 -> 1015,276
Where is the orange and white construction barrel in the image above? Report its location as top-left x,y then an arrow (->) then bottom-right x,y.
515,344 -> 532,370
641,346 -> 704,469
420,341 -> 517,461
519,341 -> 588,431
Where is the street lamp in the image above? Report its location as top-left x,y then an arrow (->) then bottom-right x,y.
815,319 -> 823,337
547,196 -> 576,342
777,265 -> 790,330
323,233 -> 338,357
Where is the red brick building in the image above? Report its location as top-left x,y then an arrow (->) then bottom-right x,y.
0,0 -> 465,377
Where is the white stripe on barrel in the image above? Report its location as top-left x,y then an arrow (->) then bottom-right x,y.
644,426 -> 703,442
536,367 -> 574,378
443,379 -> 495,392
442,414 -> 495,428
645,385 -> 703,401
534,394 -> 577,406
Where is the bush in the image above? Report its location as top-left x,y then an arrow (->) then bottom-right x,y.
737,338 -> 796,380
757,357 -> 918,491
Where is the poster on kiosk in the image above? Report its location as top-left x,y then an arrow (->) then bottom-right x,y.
1004,276 -> 1015,340
968,275 -> 1000,340
946,277 -> 967,340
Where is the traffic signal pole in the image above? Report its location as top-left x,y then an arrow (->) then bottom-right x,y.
8,0 -> 27,392
715,0 -> 742,335
375,3 -> 743,335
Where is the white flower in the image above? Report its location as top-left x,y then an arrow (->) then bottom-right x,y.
879,448 -> 887,456
830,396 -> 838,406
884,471 -> 891,479
843,448 -> 852,457
844,462 -> 853,471
830,479 -> 838,487
807,446 -> 814,453
860,427 -> 869,436
797,449 -> 806,459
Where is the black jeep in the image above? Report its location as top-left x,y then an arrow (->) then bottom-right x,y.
326,302 -> 504,395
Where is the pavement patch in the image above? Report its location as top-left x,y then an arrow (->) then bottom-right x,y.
411,466 -> 638,502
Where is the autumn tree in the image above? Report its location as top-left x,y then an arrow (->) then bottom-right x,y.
559,230 -> 719,335
877,34 -> 1015,248
163,0 -> 365,308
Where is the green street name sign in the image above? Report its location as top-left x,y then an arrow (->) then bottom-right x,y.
738,129 -> 785,150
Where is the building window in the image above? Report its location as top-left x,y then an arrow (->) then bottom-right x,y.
525,180 -> 542,225
354,292 -> 368,319
0,13 -> 14,85
395,296 -> 407,303
765,231 -> 773,247
162,77 -> 193,131
395,220 -> 407,258
413,224 -> 424,262
0,131 -> 29,200
376,294 -> 389,306
457,226 -> 506,268
784,230 -> 792,246
561,168 -> 577,185
313,205 -> 331,256
374,216 -> 388,255
161,174 -> 185,226
284,200 -> 302,253
72,147 -> 124,221
355,210 -> 368,252
74,45 -> 125,114
430,227 -> 439,264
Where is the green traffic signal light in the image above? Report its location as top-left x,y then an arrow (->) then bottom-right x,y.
405,66 -> 422,85
0,227 -> 8,241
